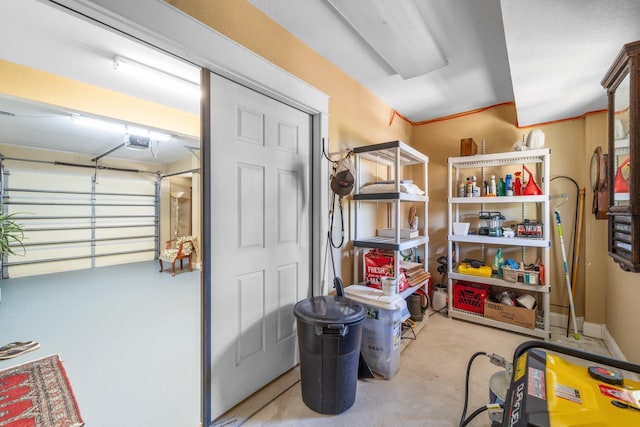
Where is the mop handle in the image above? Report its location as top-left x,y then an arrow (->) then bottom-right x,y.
554,211 -> 562,234
555,209 -> 580,339
554,211 -> 569,274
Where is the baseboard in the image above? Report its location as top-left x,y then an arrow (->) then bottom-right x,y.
549,311 -> 583,332
582,321 -> 603,339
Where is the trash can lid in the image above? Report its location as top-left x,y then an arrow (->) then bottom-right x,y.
343,285 -> 405,311
344,285 -> 411,322
294,296 -> 365,326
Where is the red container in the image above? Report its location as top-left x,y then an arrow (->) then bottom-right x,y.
453,282 -> 490,315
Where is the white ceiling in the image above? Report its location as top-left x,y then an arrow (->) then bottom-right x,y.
1,0 -> 640,166
249,0 -> 640,126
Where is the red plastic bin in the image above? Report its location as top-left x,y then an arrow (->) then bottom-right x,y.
453,282 -> 490,315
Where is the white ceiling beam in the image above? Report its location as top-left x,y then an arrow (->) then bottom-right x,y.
328,0 -> 447,80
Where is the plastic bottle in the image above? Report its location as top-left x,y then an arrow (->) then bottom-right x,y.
505,174 -> 513,196
472,176 -> 480,197
498,177 -> 506,196
493,248 -> 504,279
489,175 -> 497,196
514,171 -> 522,195
538,259 -> 545,286
466,177 -> 473,197
459,181 -> 466,197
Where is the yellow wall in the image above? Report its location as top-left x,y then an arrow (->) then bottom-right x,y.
607,259 -> 640,361
583,112 -> 609,326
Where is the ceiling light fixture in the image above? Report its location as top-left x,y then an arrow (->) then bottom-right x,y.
113,55 -> 200,97
327,0 -> 447,80
71,114 -> 171,141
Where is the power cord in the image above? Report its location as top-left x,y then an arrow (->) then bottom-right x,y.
428,303 -> 448,317
459,351 -> 487,426
460,404 -> 504,427
401,319 -> 417,341
459,351 -> 511,427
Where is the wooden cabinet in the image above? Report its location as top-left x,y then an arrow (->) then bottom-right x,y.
602,40 -> 640,272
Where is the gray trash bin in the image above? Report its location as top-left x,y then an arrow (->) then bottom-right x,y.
293,296 -> 365,414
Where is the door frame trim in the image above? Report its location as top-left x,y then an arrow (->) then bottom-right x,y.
47,1 -> 330,425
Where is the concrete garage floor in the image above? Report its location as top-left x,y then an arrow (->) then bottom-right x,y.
240,312 -> 611,427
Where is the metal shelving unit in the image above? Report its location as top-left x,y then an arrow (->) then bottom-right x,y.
447,148 -> 551,339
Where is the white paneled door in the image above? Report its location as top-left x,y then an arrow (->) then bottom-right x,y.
209,73 -> 311,418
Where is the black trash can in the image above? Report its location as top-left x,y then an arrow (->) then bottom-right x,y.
293,296 -> 365,414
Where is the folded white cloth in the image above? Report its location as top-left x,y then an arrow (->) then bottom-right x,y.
359,182 -> 425,195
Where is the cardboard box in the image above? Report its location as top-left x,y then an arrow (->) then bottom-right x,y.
377,228 -> 418,239
460,138 -> 478,156
484,301 -> 536,329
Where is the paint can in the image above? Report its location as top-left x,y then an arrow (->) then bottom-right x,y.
381,277 -> 397,296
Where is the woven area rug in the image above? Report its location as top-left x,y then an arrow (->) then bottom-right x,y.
0,354 -> 84,427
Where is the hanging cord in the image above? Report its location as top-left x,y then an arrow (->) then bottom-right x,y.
321,191 -> 344,297
321,137 -> 337,165
320,195 -> 339,297
322,137 -> 352,163
329,193 -> 345,248
324,137 -> 352,249
320,137 -> 354,296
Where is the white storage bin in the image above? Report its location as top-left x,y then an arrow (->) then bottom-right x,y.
344,285 -> 410,379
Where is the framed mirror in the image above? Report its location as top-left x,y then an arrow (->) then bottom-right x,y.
602,40 -> 640,272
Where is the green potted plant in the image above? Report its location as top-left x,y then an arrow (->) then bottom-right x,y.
0,210 -> 25,256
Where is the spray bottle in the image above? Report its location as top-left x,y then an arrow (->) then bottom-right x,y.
505,174 -> 513,196
493,248 -> 504,279
513,171 -> 522,195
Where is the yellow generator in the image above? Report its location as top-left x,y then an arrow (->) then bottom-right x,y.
499,341 -> 640,427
